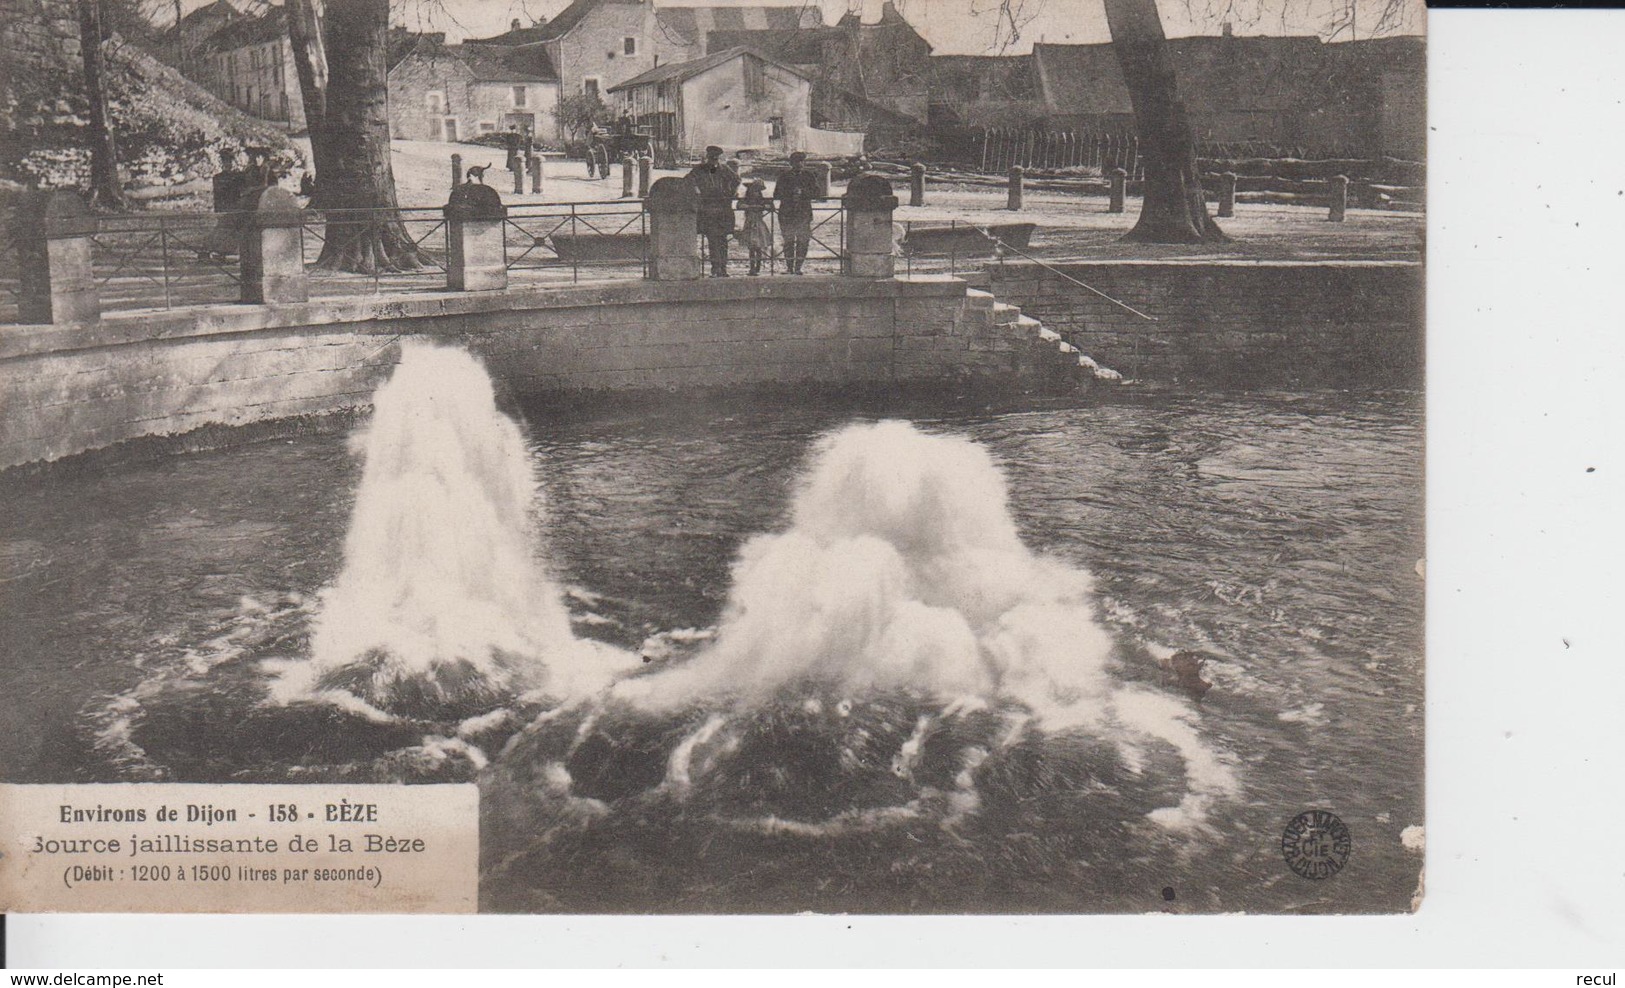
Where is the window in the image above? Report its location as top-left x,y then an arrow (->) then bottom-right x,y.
512,86 -> 527,107
623,36 -> 637,56
582,76 -> 601,98
426,90 -> 445,114
479,121 -> 496,133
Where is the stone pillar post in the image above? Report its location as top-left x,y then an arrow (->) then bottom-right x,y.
842,173 -> 899,279
645,176 -> 701,281
513,160 -> 525,195
240,187 -> 308,305
1007,165 -> 1024,210
1218,171 -> 1237,218
528,154 -> 542,194
811,161 -> 832,198
621,155 -> 635,198
444,182 -> 509,292
909,161 -> 926,207
1109,167 -> 1127,213
1328,174 -> 1349,222
14,191 -> 99,325
451,153 -> 463,188
638,154 -> 652,197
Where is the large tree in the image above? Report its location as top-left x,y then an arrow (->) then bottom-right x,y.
77,0 -> 127,209
1103,0 -> 1225,242
308,0 -> 421,273
285,0 -> 329,135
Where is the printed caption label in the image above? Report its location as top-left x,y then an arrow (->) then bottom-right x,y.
0,783 -> 477,913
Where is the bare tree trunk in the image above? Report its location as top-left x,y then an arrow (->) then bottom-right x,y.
172,0 -> 183,75
78,0 -> 126,210
312,0 -> 420,273
286,0 -> 328,134
1103,0 -> 1226,243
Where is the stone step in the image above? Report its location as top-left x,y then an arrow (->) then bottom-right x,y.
966,285 -> 1121,385
964,288 -> 996,310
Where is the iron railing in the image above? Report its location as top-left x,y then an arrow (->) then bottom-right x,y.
897,218 -> 1020,278
502,200 -> 649,284
0,213 -> 20,324
88,212 -> 242,312
299,206 -> 450,298
1,195 -> 868,322
708,197 -> 846,276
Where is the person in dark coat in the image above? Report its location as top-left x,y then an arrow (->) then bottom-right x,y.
773,151 -> 817,274
504,127 -> 524,176
687,145 -> 739,276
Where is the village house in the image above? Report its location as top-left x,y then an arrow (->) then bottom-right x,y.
192,6 -> 305,130
608,46 -> 862,157
705,1 -> 933,126
462,0 -> 820,129
387,36 -> 561,142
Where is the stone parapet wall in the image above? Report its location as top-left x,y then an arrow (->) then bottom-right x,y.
1,275 -> 1100,472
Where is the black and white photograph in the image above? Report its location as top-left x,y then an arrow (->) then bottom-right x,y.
0,0 -> 1427,918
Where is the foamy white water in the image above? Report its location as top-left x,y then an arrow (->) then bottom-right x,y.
612,419 -> 1237,820
277,341 -> 634,710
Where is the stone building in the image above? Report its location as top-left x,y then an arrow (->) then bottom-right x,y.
705,1 -> 933,126
387,37 -> 561,142
608,46 -> 862,157
462,0 -> 819,127
193,7 -> 305,131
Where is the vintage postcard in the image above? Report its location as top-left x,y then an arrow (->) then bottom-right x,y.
0,0 -> 1424,915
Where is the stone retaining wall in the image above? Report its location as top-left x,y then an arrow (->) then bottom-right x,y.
1,275 -> 1098,472
984,259 -> 1423,387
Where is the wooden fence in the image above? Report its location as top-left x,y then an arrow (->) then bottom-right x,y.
975,128 -> 1387,178
978,128 -> 1144,178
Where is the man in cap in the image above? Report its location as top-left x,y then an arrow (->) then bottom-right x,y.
774,151 -> 817,274
687,145 -> 739,276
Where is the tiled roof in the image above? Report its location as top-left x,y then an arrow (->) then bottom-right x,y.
702,27 -> 842,64
1033,35 -> 1359,116
198,8 -> 286,52
465,0 -> 643,45
455,44 -> 557,82
608,45 -> 808,91
391,36 -> 558,82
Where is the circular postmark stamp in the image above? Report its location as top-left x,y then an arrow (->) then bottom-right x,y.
1281,809 -> 1352,880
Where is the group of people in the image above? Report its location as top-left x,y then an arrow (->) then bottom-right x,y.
687,146 -> 820,277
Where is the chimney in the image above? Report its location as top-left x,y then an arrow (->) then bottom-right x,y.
511,18 -> 521,31
1222,21 -> 1233,37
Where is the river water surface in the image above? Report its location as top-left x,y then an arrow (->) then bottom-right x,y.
0,379 -> 1423,914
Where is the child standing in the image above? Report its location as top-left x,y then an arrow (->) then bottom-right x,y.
740,179 -> 773,276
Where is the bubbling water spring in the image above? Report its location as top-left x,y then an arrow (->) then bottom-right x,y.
271,341 -> 636,718
270,344 -> 1234,853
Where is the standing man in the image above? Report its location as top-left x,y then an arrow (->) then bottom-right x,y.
688,145 -> 739,277
504,126 -> 522,177
774,151 -> 817,274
